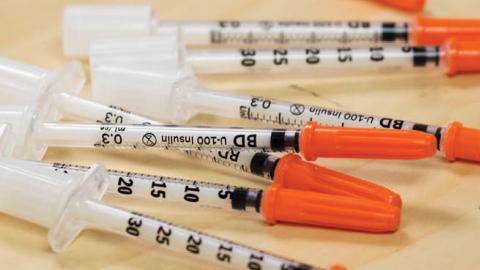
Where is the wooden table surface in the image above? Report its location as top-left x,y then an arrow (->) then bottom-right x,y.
1,0 -> 480,269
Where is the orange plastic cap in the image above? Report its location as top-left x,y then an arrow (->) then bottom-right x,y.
444,38 -> 480,76
299,122 -> 436,161
261,185 -> 401,233
375,0 -> 426,12
442,121 -> 480,162
411,15 -> 480,46
274,154 -> 402,207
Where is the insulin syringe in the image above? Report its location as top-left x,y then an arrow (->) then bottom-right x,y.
63,4 -> 480,57
26,160 -> 400,232
0,58 -> 404,161
90,35 -> 480,76
0,59 -> 401,232
0,157 -> 343,270
89,65 -> 480,163
52,94 -> 403,207
0,57 -> 402,207
1,101 -> 436,162
0,58 -> 436,162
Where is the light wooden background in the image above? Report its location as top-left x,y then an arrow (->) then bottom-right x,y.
1,0 -> 480,269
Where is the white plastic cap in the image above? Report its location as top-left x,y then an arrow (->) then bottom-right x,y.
0,157 -> 109,252
0,57 -> 85,103
64,5 -> 154,57
89,35 -> 183,71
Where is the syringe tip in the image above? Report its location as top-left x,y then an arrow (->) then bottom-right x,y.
442,121 -> 480,162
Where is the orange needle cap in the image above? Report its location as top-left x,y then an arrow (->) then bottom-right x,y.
262,185 -> 401,233
329,265 -> 348,270
445,38 -> 480,76
442,121 -> 480,162
299,122 -> 436,161
375,0 -> 426,12
274,154 -> 402,207
411,15 -> 480,46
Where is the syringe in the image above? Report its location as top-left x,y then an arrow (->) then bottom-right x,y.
53,98 -> 404,207
63,4 -> 480,57
90,35 -> 480,76
0,101 -> 436,161
0,58 -> 433,161
26,159 -> 401,232
89,64 -> 480,163
0,57 -> 402,206
0,157 -> 344,270
0,58 -> 403,231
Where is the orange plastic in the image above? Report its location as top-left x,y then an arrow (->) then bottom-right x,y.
329,266 -> 348,270
375,0 -> 426,12
442,121 -> 480,162
261,184 -> 401,233
444,38 -> 480,75
411,15 -> 480,46
299,121 -> 436,161
274,154 -> 402,207
330,266 -> 348,270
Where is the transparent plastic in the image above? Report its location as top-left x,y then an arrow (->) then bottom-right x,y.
0,157 -> 328,269
0,126 -> 332,268
0,158 -> 108,251
0,57 -> 84,102
90,64 -> 193,123
64,4 -> 412,57
89,61 -> 479,161
63,5 -> 154,57
90,35 -> 447,75
65,4 -> 480,59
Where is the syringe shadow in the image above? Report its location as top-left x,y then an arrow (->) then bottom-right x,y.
54,228 -> 227,270
208,202 -> 461,248
200,71 -> 480,98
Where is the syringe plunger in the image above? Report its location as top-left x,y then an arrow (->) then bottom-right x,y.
0,159 -> 109,252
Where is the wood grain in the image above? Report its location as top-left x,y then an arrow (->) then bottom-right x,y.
0,0 -> 479,269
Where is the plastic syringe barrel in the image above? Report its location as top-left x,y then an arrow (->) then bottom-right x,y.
184,46 -> 430,75
33,121 -> 437,161
79,200 -> 330,270
32,159 -> 401,232
0,78 -> 404,207
0,157 -> 331,269
40,92 -> 404,206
